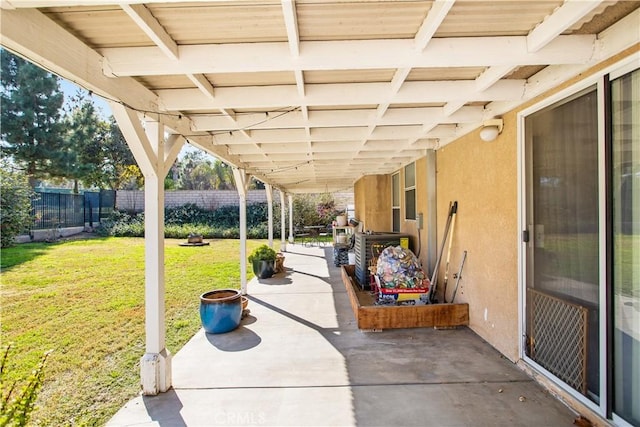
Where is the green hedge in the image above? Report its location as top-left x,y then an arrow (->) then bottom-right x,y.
97,203 -> 276,239
97,196 -> 345,239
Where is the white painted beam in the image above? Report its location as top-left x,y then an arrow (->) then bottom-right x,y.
389,68 -> 412,94
595,8 -> 640,58
159,80 -> 525,111
128,0 -> 213,110
281,0 -> 299,57
384,106 -> 484,125
475,65 -> 516,92
163,134 -> 185,172
228,143 -> 306,155
187,74 -> 215,99
110,103 -> 157,175
101,35 -> 596,76
527,0 -> 605,52
213,125 -> 439,144
414,0 -> 455,50
4,0 -> 199,7
215,124 -> 464,146
294,69 -> 305,97
442,101 -> 466,118
121,3 -> 179,60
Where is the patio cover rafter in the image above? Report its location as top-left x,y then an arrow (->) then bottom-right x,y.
157,80 -> 526,111
101,36 -> 596,77
189,106 -> 485,132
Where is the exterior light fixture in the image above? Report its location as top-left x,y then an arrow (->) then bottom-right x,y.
479,118 -> 504,142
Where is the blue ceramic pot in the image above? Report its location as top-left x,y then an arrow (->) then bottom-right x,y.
199,289 -> 242,334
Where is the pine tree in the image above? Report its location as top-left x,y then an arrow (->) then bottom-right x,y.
0,49 -> 65,186
102,116 -> 139,190
59,92 -> 106,192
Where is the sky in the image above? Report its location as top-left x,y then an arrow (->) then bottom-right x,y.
59,78 -> 112,118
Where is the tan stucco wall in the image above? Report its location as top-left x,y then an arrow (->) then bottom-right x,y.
436,113 -> 519,361
353,174 -> 391,232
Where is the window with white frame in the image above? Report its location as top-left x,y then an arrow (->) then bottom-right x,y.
392,172 -> 400,232
404,163 -> 416,220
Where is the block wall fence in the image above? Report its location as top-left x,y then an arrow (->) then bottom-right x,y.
116,190 -> 354,212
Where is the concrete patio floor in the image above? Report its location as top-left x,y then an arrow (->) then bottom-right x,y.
108,243 -> 577,427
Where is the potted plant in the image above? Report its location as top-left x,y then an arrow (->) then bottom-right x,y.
248,244 -> 277,279
275,252 -> 285,273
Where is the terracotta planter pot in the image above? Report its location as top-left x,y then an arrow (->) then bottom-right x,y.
275,253 -> 285,273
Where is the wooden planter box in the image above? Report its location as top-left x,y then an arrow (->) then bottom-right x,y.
341,265 -> 469,331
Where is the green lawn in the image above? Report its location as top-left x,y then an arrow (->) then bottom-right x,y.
542,233 -> 639,297
0,237 -> 275,426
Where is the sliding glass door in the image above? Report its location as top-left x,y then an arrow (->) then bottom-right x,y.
611,67 -> 639,427
524,87 -> 601,402
522,62 -> 639,425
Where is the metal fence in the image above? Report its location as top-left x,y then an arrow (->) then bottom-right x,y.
84,190 -> 116,226
30,190 -> 116,230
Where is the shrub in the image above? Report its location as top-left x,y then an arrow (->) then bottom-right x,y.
221,228 -> 239,239
210,205 -> 239,228
0,344 -> 51,426
95,197 -> 337,240
0,166 -> 34,248
165,203 -> 213,225
95,210 -> 144,237
291,194 -> 340,228
248,244 -> 276,262
247,224 -> 268,239
247,203 -> 268,226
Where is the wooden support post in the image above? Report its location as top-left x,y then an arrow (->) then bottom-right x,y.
265,184 -> 274,248
288,194 -> 294,243
111,103 -> 184,395
280,190 -> 287,252
233,168 -> 250,295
